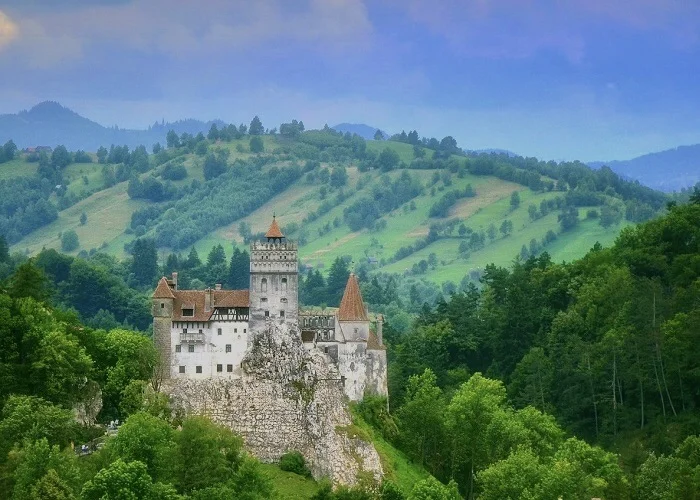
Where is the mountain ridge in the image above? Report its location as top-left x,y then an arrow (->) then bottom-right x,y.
0,101 -> 223,152
589,144 -> 700,191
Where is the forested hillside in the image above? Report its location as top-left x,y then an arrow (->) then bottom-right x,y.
2,115 -> 674,305
0,191 -> 698,498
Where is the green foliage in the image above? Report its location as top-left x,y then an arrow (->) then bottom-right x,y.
9,438 -> 81,500
249,116 -> 264,135
106,412 -> 176,481
377,148 -> 400,171
428,185 -> 475,217
408,477 -> 460,500
130,238 -> 158,287
509,190 -> 520,210
175,416 -> 244,493
279,451 -> 312,478
249,136 -> 264,153
81,459 -> 180,500
0,396 -> 76,460
61,230 -> 79,252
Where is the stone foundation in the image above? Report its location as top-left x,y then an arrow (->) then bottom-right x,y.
165,322 -> 383,486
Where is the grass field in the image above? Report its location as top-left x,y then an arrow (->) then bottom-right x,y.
260,463 -> 321,499
0,157 -> 37,180
14,181 -> 146,256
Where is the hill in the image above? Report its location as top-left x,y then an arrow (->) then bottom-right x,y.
332,123 -> 387,140
0,101 -> 223,151
4,128 -> 667,296
589,143 -> 700,191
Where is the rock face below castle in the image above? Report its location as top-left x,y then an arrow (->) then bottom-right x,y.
164,321 -> 383,485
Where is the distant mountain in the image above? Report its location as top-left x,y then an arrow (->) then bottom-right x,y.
589,144 -> 700,192
332,123 -> 388,140
466,148 -> 519,157
0,101 -> 224,151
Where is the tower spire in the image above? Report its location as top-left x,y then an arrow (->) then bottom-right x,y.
265,214 -> 284,243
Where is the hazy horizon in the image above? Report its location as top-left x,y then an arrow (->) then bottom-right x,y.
1,0 -> 699,162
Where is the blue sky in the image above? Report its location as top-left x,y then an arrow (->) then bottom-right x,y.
0,0 -> 699,161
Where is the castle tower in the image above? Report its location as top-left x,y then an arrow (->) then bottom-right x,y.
337,273 -> 370,341
249,216 -> 298,334
152,276 -> 176,380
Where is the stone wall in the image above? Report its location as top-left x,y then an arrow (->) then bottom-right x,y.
164,321 -> 383,486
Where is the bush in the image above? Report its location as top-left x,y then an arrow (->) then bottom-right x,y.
279,451 -> 312,478
61,230 -> 79,252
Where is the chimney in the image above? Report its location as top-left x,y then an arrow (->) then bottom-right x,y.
376,314 -> 383,345
215,283 -> 222,290
204,288 -> 212,312
171,272 -> 178,291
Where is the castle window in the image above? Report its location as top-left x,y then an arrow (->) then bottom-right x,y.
188,345 -> 195,353
217,328 -> 222,336
161,302 -> 164,309
244,328 -> 247,333
182,308 -> 194,317
179,366 -> 185,373
217,364 -> 223,372
261,278 -> 267,292
280,310 -> 285,318
183,328 -> 188,334
260,298 -> 267,304
281,278 -> 287,291
175,345 -> 181,353
264,310 -> 269,317
196,366 -> 202,374
199,329 -> 203,334
225,344 -> 231,353
227,364 -> 233,372
234,328 -> 237,333
354,328 -> 358,334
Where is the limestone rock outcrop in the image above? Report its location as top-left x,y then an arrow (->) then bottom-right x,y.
165,322 -> 383,486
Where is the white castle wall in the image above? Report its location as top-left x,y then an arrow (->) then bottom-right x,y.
169,320 -> 249,378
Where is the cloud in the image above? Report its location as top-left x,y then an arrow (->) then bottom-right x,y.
2,0 -> 372,66
0,10 -> 19,50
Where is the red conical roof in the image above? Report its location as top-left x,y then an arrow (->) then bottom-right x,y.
338,273 -> 368,321
153,277 -> 175,299
265,216 -> 284,239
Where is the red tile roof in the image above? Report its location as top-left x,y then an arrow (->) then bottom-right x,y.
265,216 -> 284,239
153,277 -> 175,299
338,273 -> 368,321
171,289 -> 249,321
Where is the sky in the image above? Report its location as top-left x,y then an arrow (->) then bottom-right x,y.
0,0 -> 699,161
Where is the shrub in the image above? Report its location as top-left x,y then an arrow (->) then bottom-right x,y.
61,230 -> 79,252
279,451 -> 312,478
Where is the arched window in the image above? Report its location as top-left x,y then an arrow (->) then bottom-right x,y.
261,278 -> 267,292
281,277 -> 287,292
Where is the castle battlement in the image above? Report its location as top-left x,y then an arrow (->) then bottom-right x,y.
250,241 -> 298,251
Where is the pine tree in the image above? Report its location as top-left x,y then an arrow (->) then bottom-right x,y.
228,248 -> 250,289
326,257 -> 350,305
131,238 -> 158,287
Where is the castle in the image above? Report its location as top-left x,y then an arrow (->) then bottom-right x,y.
152,216 -> 388,401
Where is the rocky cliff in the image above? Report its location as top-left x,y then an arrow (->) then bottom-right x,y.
164,322 -> 383,486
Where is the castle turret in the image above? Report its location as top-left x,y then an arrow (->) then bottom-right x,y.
249,216 -> 299,333
337,273 -> 369,341
153,276 -> 175,380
